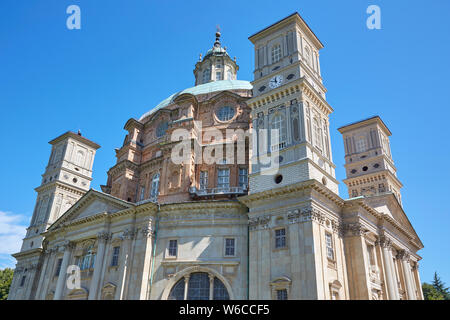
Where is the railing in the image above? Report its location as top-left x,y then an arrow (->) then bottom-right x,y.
189,186 -> 247,197
271,142 -> 286,152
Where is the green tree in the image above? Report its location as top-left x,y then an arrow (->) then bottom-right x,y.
0,268 -> 14,300
423,282 -> 445,300
431,272 -> 450,300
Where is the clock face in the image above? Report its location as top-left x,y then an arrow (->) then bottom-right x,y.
269,75 -> 284,89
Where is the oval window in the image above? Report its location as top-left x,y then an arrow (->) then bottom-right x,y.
216,106 -> 235,121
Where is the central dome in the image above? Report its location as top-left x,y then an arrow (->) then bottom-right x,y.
139,79 -> 252,121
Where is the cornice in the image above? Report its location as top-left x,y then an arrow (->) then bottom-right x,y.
35,180 -> 87,196
239,179 -> 344,207
247,77 -> 333,116
107,159 -> 140,177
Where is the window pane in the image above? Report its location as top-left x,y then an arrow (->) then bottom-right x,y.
169,240 -> 178,257
276,289 -> 288,300
213,277 -> 230,300
187,273 -> 210,300
225,238 -> 235,256
168,278 -> 185,300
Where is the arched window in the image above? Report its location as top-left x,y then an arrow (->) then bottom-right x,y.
75,150 -> 84,166
150,173 -> 160,199
168,272 -> 230,300
313,118 -> 323,150
156,122 -> 168,138
271,44 -> 282,63
78,244 -> 96,270
202,68 -> 211,83
304,46 -> 312,66
271,114 -> 287,150
355,136 -> 367,153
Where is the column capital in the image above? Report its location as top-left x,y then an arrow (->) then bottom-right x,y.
343,222 -> 369,237
97,231 -> 111,242
396,249 -> 410,262
376,235 -> 392,249
121,228 -> 136,240
59,240 -> 74,252
141,227 -> 155,238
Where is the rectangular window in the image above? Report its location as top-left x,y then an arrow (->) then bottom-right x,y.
111,246 -> 120,267
217,168 -> 230,190
271,45 -> 282,64
200,171 -> 208,190
367,244 -> 375,266
168,239 -> 178,257
239,168 -> 248,189
20,275 -> 26,287
276,289 -> 288,300
216,71 -> 222,80
325,233 -> 334,260
225,238 -> 235,257
275,228 -> 286,249
55,258 -> 63,276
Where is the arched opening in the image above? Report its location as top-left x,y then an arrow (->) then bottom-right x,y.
168,272 -> 230,300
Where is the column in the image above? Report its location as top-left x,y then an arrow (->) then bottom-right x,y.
54,241 -> 74,300
183,275 -> 190,300
40,247 -> 58,299
412,263 -> 424,300
35,249 -> 51,299
378,236 -> 399,300
88,232 -> 110,300
398,251 -> 416,300
115,229 -> 135,300
209,274 -> 214,300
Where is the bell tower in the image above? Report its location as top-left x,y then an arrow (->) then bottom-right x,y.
9,131 -> 100,300
22,131 -> 100,251
247,12 -> 338,195
338,116 -> 403,205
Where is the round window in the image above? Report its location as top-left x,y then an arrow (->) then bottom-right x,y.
362,166 -> 368,172
274,174 -> 283,184
216,106 -> 235,121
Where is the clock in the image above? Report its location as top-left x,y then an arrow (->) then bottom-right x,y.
269,74 -> 284,89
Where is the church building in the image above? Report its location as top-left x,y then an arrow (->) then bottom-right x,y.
8,12 -> 424,300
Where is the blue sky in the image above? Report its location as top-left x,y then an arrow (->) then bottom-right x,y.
0,0 -> 449,284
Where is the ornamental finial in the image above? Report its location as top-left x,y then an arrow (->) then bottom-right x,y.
214,25 -> 221,47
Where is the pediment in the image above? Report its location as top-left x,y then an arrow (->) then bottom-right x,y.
364,193 -> 422,246
49,190 -> 133,230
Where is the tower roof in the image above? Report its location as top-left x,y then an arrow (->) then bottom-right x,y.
49,131 -> 101,149
248,12 -> 324,49
337,116 -> 392,136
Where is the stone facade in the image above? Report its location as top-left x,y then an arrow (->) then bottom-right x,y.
8,12 -> 423,300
